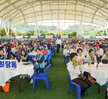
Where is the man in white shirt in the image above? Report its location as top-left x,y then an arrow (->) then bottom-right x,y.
56,38 -> 62,53
63,44 -> 70,56
95,45 -> 104,63
96,45 -> 103,57
86,49 -> 97,63
102,48 -> 108,64
67,53 -> 92,97
70,46 -> 76,53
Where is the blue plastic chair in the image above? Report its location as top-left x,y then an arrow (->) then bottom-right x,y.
52,46 -> 56,56
104,82 -> 108,86
67,71 -> 89,99
29,55 -> 35,62
64,56 -> 70,63
32,64 -> 51,91
64,56 -> 66,63
15,53 -> 19,61
46,54 -> 53,66
50,46 -> 56,56
50,46 -> 53,51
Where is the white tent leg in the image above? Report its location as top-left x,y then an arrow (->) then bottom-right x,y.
106,28 -> 108,36
3,22 -> 8,36
102,27 -> 104,36
15,27 -> 17,36
8,21 -> 10,36
35,22 -> 38,36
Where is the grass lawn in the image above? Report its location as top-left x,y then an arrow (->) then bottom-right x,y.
0,52 -> 106,99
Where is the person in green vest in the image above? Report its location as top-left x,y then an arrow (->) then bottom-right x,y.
86,49 -> 97,64
77,48 -> 85,63
67,53 -> 94,97
102,48 -> 108,64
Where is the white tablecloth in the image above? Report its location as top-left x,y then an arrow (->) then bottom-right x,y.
0,62 -> 34,86
82,64 -> 108,86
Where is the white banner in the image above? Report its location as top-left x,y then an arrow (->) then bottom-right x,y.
16,36 -> 23,39
45,35 -> 53,38
31,36 -> 38,38
84,36 -> 90,39
61,35 -> 68,38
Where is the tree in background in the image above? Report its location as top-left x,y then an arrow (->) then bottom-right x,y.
68,32 -> 77,36
96,31 -> 101,36
46,33 -> 55,36
26,30 -> 34,36
0,28 -> 6,36
40,33 -> 45,36
17,30 -> 34,36
0,28 -> 15,36
17,32 -> 23,36
104,31 -> 107,36
9,28 -> 15,36
72,32 -> 77,36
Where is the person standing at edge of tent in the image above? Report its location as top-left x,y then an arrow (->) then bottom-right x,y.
56,38 -> 61,53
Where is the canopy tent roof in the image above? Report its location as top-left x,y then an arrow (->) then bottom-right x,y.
0,0 -> 108,27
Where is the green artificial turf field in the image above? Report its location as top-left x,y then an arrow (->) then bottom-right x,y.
0,52 -> 106,99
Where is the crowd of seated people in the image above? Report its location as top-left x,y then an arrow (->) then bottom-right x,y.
62,39 -> 108,97
0,39 -> 107,94
62,40 -> 108,63
0,39 -> 56,92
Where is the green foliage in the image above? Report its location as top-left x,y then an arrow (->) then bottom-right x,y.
40,30 -> 47,34
95,31 -> 101,36
17,30 -> 34,36
46,33 -> 55,36
0,28 -> 6,36
9,29 -> 15,36
17,32 -> 23,36
68,32 -> 77,36
104,31 -> 107,36
40,33 -> 45,36
26,30 -> 34,36
72,32 -> 77,36
56,34 -> 60,36
83,30 -> 107,36
0,28 -> 15,36
62,33 -> 67,35
105,38 -> 108,41
0,29 -> 34,36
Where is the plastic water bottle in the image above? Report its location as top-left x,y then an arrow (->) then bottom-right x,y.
88,62 -> 91,67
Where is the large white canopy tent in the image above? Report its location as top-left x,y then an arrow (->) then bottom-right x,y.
0,0 -> 108,36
